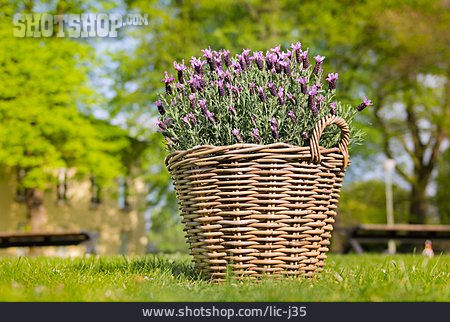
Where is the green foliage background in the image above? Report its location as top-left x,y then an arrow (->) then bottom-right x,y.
0,0 -> 448,252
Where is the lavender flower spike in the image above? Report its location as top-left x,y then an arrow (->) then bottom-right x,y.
221,49 -> 231,67
297,76 -> 308,94
269,117 -> 279,139
155,100 -> 165,115
267,82 -> 277,96
190,56 -> 205,75
251,51 -> 265,70
217,79 -> 226,96
182,115 -> 190,127
189,94 -> 196,108
291,41 -> 302,63
228,105 -> 237,116
250,128 -> 262,142
313,55 -> 325,75
161,71 -> 175,94
357,96 -> 373,111
188,112 -> 197,125
330,102 -> 337,115
288,110 -> 297,123
308,85 -> 319,116
287,92 -> 296,105
300,48 -> 309,69
277,87 -> 285,105
156,119 -> 166,131
326,73 -> 339,90
257,86 -> 267,103
232,129 -> 243,143
173,60 -> 187,83
242,48 -> 251,66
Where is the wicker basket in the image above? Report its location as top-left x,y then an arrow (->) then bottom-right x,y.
165,115 -> 350,280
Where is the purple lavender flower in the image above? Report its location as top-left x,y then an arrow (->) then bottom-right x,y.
251,114 -> 257,126
188,77 -> 197,93
270,45 -> 281,56
182,115 -> 190,127
195,74 -> 206,91
173,60 -> 187,83
214,56 -> 222,69
280,60 -> 291,76
155,100 -> 165,115
204,109 -> 216,124
221,49 -> 231,67
188,112 -> 197,125
198,99 -> 207,113
228,105 -> 237,116
202,47 -> 217,70
315,82 -> 323,90
291,41 -> 302,63
265,52 -> 275,70
269,117 -> 279,139
267,82 -> 277,96
251,51 -> 265,70
288,110 -> 297,123
156,119 -> 166,131
330,101 -> 337,115
274,59 -> 282,73
190,56 -> 205,75
232,128 -> 243,143
287,92 -> 296,105
308,85 -> 319,116
189,94 -> 196,108
257,86 -> 267,103
301,131 -> 308,140
316,94 -> 325,109
226,83 -> 239,97
217,79 -> 226,96
161,71 -> 175,94
297,76 -> 308,94
175,83 -> 185,91
277,87 -> 285,105
202,47 -> 214,60
357,96 -> 373,111
249,82 -> 256,95
313,55 -> 325,75
250,128 -> 262,142
237,54 -> 247,71
300,49 -> 309,69
231,61 -> 242,74
308,85 -> 318,96
242,48 -> 251,66
326,73 -> 339,90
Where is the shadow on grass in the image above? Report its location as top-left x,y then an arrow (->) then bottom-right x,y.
71,255 -> 200,280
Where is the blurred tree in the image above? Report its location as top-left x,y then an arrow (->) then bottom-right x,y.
109,0 -> 449,248
362,0 -> 449,223
0,1 -> 128,231
339,180 -> 410,226
435,148 -> 450,224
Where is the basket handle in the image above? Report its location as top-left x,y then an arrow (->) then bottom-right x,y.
310,115 -> 350,171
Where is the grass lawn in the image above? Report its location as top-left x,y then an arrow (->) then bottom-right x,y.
0,254 -> 448,301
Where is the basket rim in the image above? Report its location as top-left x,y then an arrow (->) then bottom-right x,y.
165,115 -> 351,171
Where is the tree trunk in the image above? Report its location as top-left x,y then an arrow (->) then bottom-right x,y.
25,188 -> 47,232
409,183 -> 427,224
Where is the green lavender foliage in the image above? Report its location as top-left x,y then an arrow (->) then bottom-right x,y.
157,45 -> 364,152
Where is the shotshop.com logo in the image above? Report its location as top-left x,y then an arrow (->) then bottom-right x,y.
13,13 -> 149,38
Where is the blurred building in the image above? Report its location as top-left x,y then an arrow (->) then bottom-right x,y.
0,168 -> 149,256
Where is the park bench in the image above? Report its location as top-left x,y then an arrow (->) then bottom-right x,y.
343,224 -> 450,254
0,231 -> 95,253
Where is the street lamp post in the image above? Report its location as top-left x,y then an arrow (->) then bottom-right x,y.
384,159 -> 396,254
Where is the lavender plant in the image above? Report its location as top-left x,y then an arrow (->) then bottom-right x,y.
155,43 -> 370,151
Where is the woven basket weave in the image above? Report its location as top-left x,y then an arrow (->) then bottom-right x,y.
165,115 -> 350,280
